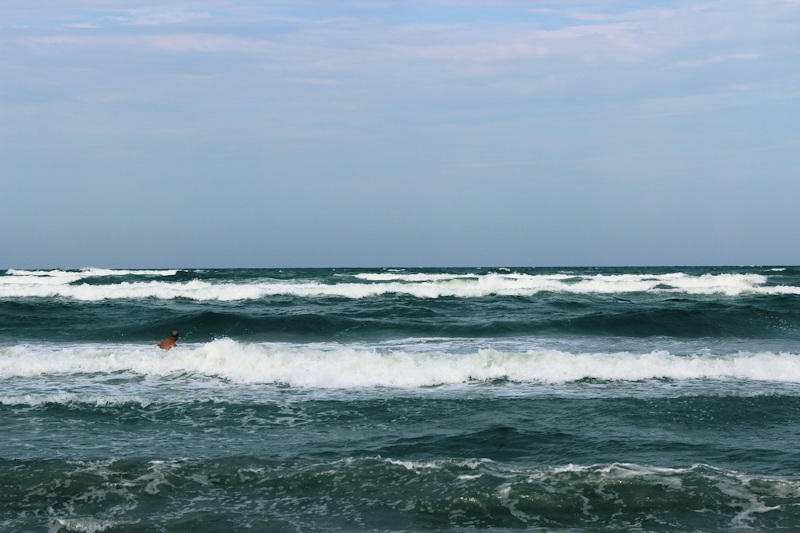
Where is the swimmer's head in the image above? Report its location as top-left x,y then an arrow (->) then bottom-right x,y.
171,331 -> 179,338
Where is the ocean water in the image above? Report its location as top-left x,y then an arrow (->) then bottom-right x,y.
2,266 -> 800,532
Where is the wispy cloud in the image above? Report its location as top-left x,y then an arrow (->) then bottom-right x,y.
671,53 -> 761,69
121,8 -> 214,26
4,1 -> 799,111
13,1 -> 793,67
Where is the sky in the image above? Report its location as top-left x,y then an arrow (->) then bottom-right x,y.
2,0 -> 799,268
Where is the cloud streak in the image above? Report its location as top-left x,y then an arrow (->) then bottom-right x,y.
9,1 -> 796,71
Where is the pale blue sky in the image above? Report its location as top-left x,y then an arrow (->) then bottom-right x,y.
2,1 -> 799,267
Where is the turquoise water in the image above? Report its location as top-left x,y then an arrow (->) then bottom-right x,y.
2,267 -> 800,531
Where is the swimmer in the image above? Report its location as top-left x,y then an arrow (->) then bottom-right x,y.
157,330 -> 179,350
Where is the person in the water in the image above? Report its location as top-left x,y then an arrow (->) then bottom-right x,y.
157,331 -> 179,350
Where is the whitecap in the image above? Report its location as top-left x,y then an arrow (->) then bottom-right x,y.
3,341 -> 800,387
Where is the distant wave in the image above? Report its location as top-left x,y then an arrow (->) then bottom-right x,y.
3,340 -> 800,387
2,270 -> 798,300
1,268 -> 180,289
353,272 -> 483,281
6,267 -> 179,278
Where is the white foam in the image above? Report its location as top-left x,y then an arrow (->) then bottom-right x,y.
7,268 -> 178,278
50,518 -> 124,533
0,273 -> 87,286
0,393 -> 153,407
2,271 -> 793,300
3,341 -> 800,387
354,273 -> 480,281
7,268 -> 84,277
1,268 -> 180,293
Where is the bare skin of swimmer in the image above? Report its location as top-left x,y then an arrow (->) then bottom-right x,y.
157,331 -> 179,350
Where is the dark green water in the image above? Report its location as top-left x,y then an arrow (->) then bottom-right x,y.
2,267 -> 800,531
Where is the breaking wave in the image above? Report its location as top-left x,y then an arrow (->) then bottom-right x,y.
2,270 -> 799,300
3,340 -> 800,387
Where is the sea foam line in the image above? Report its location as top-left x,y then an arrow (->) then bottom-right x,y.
2,340 -> 800,387
0,393 -> 154,408
6,267 -> 179,278
1,272 -> 797,300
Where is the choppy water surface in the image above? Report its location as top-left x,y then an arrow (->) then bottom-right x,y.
2,267 -> 800,531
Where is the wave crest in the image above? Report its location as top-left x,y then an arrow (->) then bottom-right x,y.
2,270 -> 798,300
2,340 -> 799,387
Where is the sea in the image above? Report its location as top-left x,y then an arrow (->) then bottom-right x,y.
2,266 -> 800,532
